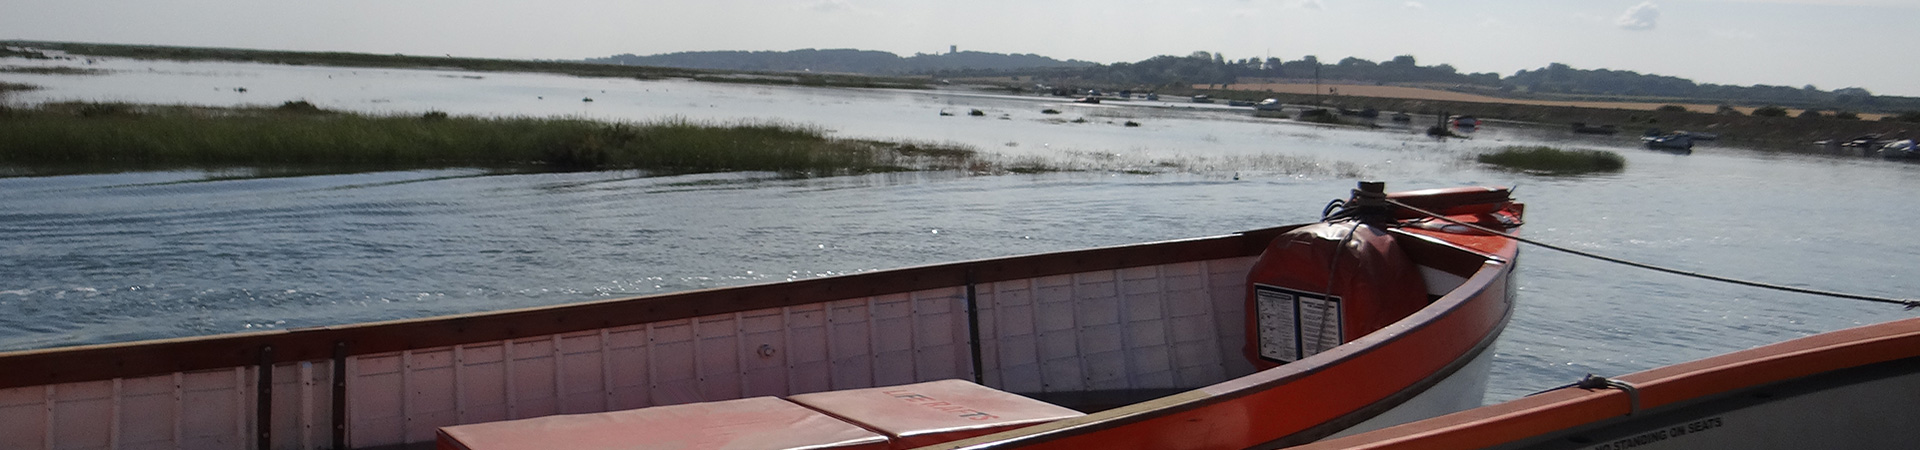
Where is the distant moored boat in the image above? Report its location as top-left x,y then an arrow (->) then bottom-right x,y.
1643,133 -> 1695,152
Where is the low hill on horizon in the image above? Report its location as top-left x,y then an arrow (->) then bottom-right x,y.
585,48 -> 1095,75
586,48 -> 1918,114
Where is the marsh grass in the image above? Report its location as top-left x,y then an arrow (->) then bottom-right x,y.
1477,146 -> 1625,175
0,66 -> 109,75
0,47 -> 53,59
0,102 -> 978,176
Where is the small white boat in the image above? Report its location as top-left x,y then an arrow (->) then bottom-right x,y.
1881,139 -> 1918,158
1675,130 -> 1718,141
1643,133 -> 1694,151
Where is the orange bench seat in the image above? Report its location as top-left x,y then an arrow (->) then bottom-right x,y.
788,380 -> 1086,450
436,396 -> 889,450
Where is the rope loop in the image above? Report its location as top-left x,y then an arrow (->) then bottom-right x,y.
1576,374 -> 1642,415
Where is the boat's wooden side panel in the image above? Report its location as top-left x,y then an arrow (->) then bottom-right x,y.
334,262 -> 1258,449
0,364 -> 339,450
975,258 -> 1258,395
339,285 -> 980,448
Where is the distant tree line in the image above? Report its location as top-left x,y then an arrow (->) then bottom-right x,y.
1066,52 -> 1501,88
1502,63 -> 1916,112
1059,54 -> 1918,114
586,49 -> 1094,75
583,48 -> 1920,115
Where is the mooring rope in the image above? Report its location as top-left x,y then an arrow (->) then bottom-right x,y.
1382,198 -> 1920,310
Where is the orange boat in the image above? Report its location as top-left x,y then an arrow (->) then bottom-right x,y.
0,183 -> 1523,450
1291,315 -> 1920,450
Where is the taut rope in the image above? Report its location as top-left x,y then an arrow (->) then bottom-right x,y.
1383,198 -> 1920,310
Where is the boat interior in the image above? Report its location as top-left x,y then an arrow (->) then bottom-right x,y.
1,191 -> 1517,450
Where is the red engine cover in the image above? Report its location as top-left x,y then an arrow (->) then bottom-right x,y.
1243,220 -> 1428,369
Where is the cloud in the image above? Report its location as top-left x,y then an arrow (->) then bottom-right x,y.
797,0 -> 883,16
1404,1 -> 1426,9
805,0 -> 853,13
1703,0 -> 1914,7
1290,0 -> 1324,9
1617,2 -> 1660,30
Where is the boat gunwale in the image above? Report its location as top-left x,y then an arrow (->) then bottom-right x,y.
0,224 -> 1311,390
928,236 -> 1518,449
1291,316 -> 1920,450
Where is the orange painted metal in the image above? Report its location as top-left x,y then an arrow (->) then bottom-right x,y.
1291,317 -> 1920,450
1386,186 -> 1514,221
1397,208 -> 1524,259
1243,221 -> 1431,369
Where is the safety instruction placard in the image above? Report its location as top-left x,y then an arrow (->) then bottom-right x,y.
1254,284 -> 1343,364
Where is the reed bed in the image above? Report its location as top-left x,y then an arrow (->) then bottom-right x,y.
0,102 -> 977,176
0,66 -> 109,75
1476,146 -> 1625,175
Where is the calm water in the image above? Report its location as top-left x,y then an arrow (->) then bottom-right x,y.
4,56 -> 1918,404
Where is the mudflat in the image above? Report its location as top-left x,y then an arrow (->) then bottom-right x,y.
1209,82 -> 1883,120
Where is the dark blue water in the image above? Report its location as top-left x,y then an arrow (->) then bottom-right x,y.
4,57 -> 1918,404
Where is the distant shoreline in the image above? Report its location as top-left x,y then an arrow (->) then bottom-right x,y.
1206,82 -> 1888,122
1157,84 -> 1913,152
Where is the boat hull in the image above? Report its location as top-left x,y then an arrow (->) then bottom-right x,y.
1326,341 -> 1496,440
1295,317 -> 1920,450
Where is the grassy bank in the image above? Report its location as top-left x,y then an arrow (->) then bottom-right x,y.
0,102 -> 977,176
1477,146 -> 1625,175
1,66 -> 109,76
3,41 -> 930,90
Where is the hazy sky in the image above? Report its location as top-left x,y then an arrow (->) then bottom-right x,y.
7,0 -> 1919,96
